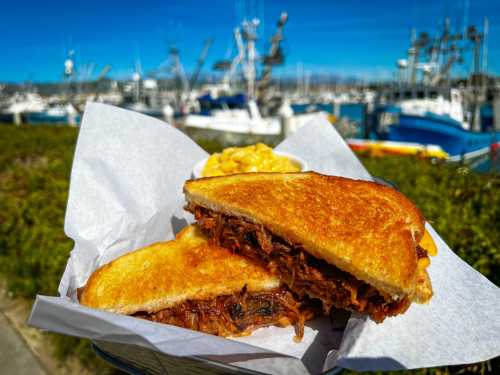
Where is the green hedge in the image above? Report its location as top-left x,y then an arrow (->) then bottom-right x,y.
0,125 -> 498,373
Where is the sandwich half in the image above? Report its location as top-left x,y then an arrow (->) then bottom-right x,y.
79,225 -> 313,339
184,172 -> 434,322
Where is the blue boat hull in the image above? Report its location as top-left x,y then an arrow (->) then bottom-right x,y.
388,114 -> 499,158
24,112 -> 81,125
0,113 -> 15,123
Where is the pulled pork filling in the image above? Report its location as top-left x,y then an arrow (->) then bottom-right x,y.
134,287 -> 312,341
416,245 -> 428,259
188,204 -> 412,322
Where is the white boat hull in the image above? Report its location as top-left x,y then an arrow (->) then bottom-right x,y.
183,112 -> 325,136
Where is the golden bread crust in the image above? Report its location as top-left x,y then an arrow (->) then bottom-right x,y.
79,225 -> 280,314
184,172 -> 426,300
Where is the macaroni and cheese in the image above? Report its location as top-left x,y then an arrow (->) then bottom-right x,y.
202,143 -> 301,177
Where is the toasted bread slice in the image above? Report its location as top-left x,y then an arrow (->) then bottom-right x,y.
184,172 -> 428,302
79,225 -> 280,315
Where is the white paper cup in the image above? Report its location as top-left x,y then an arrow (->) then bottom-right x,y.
192,151 -> 308,179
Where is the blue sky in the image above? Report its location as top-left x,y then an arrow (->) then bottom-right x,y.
1,0 -> 499,82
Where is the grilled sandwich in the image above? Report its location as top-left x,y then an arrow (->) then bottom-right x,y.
184,172 -> 434,322
79,225 -> 313,339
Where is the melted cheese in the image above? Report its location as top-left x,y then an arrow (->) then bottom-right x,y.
420,229 -> 438,257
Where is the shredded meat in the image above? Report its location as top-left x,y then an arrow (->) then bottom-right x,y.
416,245 -> 428,259
188,204 -> 411,323
134,287 -> 313,341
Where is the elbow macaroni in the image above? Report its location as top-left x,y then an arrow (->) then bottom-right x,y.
202,143 -> 301,177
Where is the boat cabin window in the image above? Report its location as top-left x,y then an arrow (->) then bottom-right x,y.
417,91 -> 425,99
404,91 -> 412,99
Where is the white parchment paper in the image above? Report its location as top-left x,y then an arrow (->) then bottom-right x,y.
29,103 -> 500,374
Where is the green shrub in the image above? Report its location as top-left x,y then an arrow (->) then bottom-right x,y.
0,125 -> 498,373
0,125 -> 114,373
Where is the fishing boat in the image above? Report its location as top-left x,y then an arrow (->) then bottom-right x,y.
0,92 -> 47,124
373,87 -> 499,161
182,12 -> 327,140
24,103 -> 80,125
369,19 -> 500,163
184,97 -> 321,137
381,112 -> 498,162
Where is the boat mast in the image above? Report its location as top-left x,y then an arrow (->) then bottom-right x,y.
408,28 -> 417,85
397,59 -> 408,84
467,23 -> 485,132
482,17 -> 488,73
132,60 -> 142,103
242,18 -> 259,99
189,38 -> 214,89
221,28 -> 245,88
168,46 -> 189,95
64,50 -> 76,104
257,12 -> 288,102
